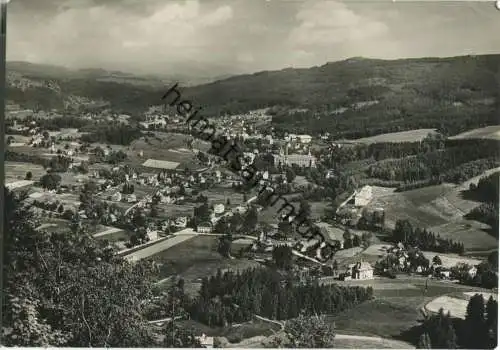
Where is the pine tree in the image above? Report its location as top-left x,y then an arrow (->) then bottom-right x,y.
486,296 -> 498,348
417,332 -> 432,349
465,293 -> 488,349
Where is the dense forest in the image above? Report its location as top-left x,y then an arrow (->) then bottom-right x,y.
317,138 -> 500,191
465,172 -> 499,237
187,268 -> 373,327
365,140 -> 500,183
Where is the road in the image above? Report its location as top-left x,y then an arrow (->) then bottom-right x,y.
292,249 -> 326,266
254,315 -> 284,330
334,334 -> 414,348
124,233 -> 197,262
172,230 -> 258,241
147,316 -> 183,325
124,186 -> 160,216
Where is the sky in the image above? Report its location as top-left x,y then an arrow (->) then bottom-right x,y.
5,0 -> 500,78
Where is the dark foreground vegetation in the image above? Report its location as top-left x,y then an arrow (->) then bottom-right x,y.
3,189 -> 371,347
2,189 -> 199,347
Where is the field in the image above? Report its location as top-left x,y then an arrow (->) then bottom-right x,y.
5,161 -> 46,183
157,203 -> 196,218
425,295 -> 468,319
330,276 -> 488,342
368,182 -> 498,252
126,132 -> 211,170
331,244 -> 392,269
352,129 -> 438,144
428,222 -> 498,252
124,234 -> 198,262
149,235 -> 261,295
36,218 -> 71,233
93,226 -> 128,241
58,172 -> 89,186
420,252 -> 481,268
448,125 -> 500,141
28,190 -> 81,210
202,187 -> 246,206
333,335 -> 414,349
6,134 -> 31,146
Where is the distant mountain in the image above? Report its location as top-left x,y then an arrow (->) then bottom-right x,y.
6,55 -> 500,137
178,54 -> 500,137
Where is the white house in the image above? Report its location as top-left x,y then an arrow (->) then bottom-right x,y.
127,194 -> 137,203
234,206 -> 247,214
298,134 -> 312,144
354,185 -> 373,207
196,334 -> 214,348
111,191 -> 122,202
348,261 -> 374,280
146,229 -> 159,241
213,204 -> 225,215
196,222 -> 212,233
468,266 -> 478,278
174,217 -> 187,228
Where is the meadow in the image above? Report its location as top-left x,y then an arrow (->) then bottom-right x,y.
352,129 -> 438,144
369,182 -> 498,252
202,187 -> 246,206
149,235 -> 260,295
5,161 -> 46,182
448,125 -> 500,141
330,277 -> 488,342
125,132 -> 211,170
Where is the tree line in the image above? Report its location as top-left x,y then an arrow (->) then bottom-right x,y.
391,219 -> 465,254
187,267 -> 373,327
465,172 -> 499,238
80,123 -> 143,145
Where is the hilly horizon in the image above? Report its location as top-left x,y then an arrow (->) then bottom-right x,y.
6,53 -> 500,138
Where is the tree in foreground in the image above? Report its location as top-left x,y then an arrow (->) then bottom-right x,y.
461,293 -> 498,349
272,245 -> 293,270
420,308 -> 457,349
417,332 -> 432,349
161,322 -> 201,348
273,313 -> 335,348
2,188 -> 197,347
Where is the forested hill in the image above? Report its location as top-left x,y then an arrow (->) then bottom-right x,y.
179,54 -> 500,138
6,55 -> 500,138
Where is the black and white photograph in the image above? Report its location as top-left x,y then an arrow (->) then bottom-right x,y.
1,0 -> 499,348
